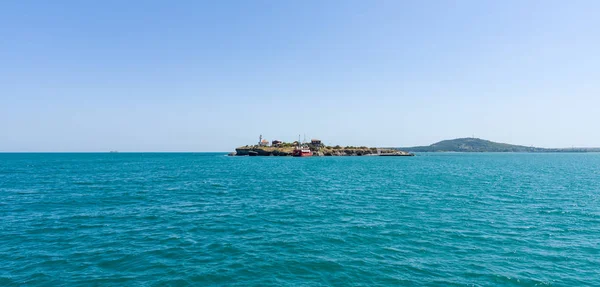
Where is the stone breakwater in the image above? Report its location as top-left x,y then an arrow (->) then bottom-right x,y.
234,146 -> 414,156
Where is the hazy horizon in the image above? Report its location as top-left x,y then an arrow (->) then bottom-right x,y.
2,1 -> 600,152
2,136 -> 599,153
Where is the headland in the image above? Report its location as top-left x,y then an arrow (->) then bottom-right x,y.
399,138 -> 600,153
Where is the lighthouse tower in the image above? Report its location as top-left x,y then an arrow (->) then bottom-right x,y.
258,135 -> 269,147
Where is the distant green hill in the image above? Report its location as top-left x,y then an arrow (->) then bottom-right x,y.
399,138 -> 600,153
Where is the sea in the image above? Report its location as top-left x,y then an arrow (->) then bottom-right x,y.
1,153 -> 599,286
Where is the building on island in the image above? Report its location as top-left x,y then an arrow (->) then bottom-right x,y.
272,140 -> 283,147
309,139 -> 323,152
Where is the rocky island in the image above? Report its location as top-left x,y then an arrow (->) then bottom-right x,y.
232,136 -> 414,157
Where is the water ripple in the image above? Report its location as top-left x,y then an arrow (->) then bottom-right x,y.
1,153 -> 600,286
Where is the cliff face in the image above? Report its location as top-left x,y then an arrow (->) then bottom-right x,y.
235,146 -> 294,156
235,146 -> 413,156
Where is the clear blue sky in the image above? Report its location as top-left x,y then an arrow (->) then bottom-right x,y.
1,0 -> 599,151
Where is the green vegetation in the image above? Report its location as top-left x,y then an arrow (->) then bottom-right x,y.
399,138 -> 600,153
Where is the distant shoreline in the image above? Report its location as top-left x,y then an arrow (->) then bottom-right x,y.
398,138 -> 600,153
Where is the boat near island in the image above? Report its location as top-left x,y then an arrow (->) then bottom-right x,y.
292,145 -> 313,157
292,135 -> 313,157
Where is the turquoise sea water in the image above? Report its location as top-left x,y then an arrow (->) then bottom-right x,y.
1,153 -> 599,286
